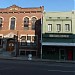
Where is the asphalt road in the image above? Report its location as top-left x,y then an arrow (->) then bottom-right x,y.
0,60 -> 75,75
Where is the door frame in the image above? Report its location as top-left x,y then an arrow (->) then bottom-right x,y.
59,48 -> 65,60
6,39 -> 15,52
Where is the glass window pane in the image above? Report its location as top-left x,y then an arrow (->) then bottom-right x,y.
21,36 -> 27,46
24,17 -> 29,30
65,24 -> 70,31
32,17 -> 37,30
57,24 -> 61,31
48,24 -> 52,31
10,17 -> 15,30
27,36 -> 31,41
0,18 -> 2,28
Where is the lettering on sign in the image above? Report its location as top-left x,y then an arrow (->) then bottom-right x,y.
49,34 -> 69,38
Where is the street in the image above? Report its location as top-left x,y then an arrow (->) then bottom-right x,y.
0,60 -> 75,75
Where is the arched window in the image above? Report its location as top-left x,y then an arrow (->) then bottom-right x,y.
10,17 -> 15,30
24,17 -> 29,30
0,18 -> 3,29
31,17 -> 37,30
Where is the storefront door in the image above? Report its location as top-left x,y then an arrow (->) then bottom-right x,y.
7,41 -> 14,52
59,49 -> 65,60
68,50 -> 73,60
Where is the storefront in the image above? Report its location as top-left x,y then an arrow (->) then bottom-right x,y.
42,33 -> 75,60
42,46 -> 73,60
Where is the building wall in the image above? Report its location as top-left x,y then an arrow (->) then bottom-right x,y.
0,5 -> 44,57
42,11 -> 75,60
43,11 -> 73,34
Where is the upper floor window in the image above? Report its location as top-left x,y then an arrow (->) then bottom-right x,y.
56,24 -> 61,32
0,18 -> 3,29
24,17 -> 29,30
31,17 -> 37,30
48,24 -> 52,31
65,24 -> 70,31
10,17 -> 15,30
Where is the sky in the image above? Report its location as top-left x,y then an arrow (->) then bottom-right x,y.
0,0 -> 74,11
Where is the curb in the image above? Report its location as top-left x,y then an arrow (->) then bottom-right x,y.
0,57 -> 75,64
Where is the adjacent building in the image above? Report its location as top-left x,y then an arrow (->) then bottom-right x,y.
42,11 -> 75,60
0,5 -> 44,57
1,5 -> 75,61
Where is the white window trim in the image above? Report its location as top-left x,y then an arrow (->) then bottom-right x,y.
23,16 -> 30,21
9,16 -> 17,30
20,35 -> 27,46
31,16 -> 38,20
48,24 -> 52,32
0,17 -> 4,28
65,24 -> 70,31
0,16 -> 4,21
56,24 -> 61,32
20,35 -> 38,46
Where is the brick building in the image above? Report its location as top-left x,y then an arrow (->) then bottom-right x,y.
0,5 -> 44,57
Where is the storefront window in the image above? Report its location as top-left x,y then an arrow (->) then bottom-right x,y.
21,36 -> 27,46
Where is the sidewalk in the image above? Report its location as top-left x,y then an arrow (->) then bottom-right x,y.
0,55 -> 75,63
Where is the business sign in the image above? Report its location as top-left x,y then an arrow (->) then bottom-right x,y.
42,33 -> 73,38
49,34 -> 69,38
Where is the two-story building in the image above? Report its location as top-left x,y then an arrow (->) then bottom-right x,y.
42,11 -> 75,60
0,5 -> 44,57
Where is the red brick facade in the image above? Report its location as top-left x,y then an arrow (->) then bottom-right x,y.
0,5 -> 44,57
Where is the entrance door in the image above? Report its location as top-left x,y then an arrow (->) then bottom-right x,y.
59,49 -> 65,60
68,50 -> 73,60
7,41 -> 14,52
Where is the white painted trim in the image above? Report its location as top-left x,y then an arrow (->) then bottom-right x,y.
42,42 -> 75,46
31,16 -> 38,20
20,34 -> 27,38
0,16 -> 4,21
0,34 -> 3,38
4,32 -> 16,38
9,16 -> 17,30
23,16 -> 30,21
20,34 -> 37,43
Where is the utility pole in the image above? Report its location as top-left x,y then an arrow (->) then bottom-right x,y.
15,31 -> 19,57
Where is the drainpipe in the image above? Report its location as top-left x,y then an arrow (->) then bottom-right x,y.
41,14 -> 43,59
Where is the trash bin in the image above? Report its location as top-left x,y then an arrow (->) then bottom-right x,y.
28,54 -> 32,60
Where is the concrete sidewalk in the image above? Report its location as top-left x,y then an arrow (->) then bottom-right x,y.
0,55 -> 75,63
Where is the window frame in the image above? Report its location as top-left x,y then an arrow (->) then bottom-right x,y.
10,17 -> 16,30
65,24 -> 70,31
0,18 -> 3,29
20,36 -> 27,46
31,17 -> 37,30
24,17 -> 29,30
56,24 -> 61,32
48,24 -> 52,32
